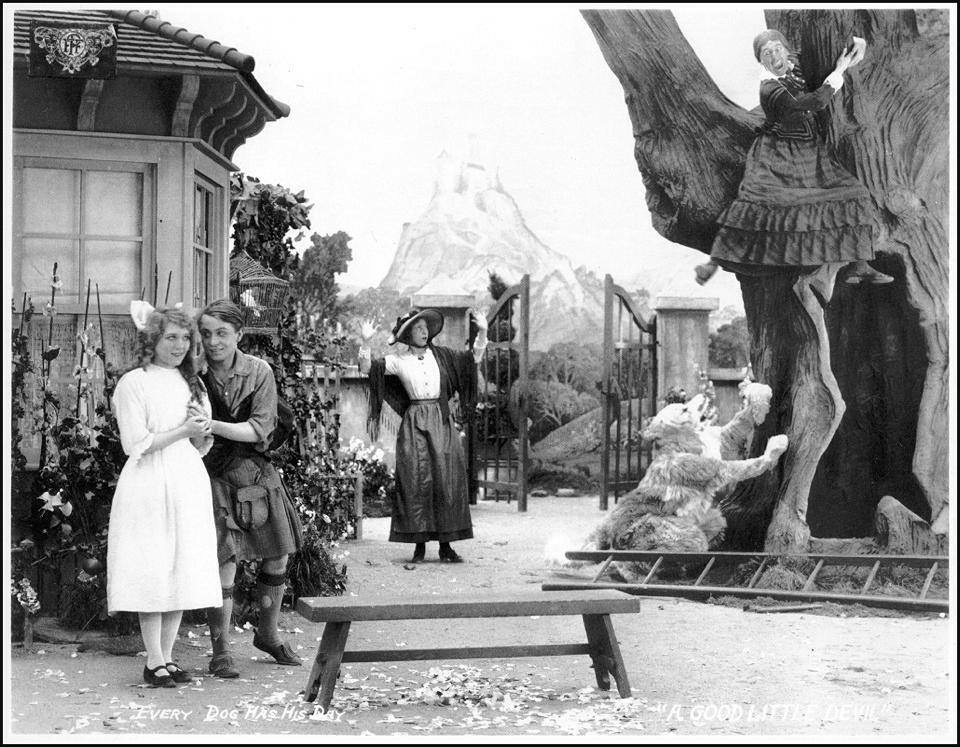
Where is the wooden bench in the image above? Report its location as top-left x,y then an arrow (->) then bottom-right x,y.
296,590 -> 639,712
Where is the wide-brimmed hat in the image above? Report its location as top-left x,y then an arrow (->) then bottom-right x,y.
388,307 -> 444,345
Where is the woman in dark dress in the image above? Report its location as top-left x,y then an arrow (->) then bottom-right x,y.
696,30 -> 893,286
359,308 -> 487,563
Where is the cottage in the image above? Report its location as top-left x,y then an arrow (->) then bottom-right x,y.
11,8 -> 288,464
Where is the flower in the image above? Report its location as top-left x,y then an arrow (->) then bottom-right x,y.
13,578 -> 40,615
51,276 -> 63,290
43,303 -> 57,318
37,491 -> 64,513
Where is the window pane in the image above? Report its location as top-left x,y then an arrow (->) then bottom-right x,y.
84,171 -> 143,236
21,168 -> 78,234
85,240 -> 141,304
194,184 -> 211,248
193,248 -> 209,308
21,238 -> 80,304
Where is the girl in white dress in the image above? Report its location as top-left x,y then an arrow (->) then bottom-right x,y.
107,302 -> 222,687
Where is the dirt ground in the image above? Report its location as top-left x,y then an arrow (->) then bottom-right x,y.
6,496 -> 957,740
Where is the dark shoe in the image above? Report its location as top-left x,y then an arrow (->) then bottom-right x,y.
143,664 -> 177,688
439,547 -> 464,563
411,543 -> 426,563
165,661 -> 195,685
253,633 -> 302,666
845,267 -> 894,285
694,262 -> 718,286
208,652 -> 240,679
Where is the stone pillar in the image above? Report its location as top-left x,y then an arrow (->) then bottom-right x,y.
411,285 -> 476,350
653,295 -> 718,409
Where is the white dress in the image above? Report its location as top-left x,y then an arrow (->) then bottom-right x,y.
106,365 -> 222,613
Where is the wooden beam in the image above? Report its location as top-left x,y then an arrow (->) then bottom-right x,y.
223,110 -> 267,161
76,79 -> 104,131
297,590 -> 640,623
199,84 -> 246,145
341,644 -> 592,662
210,95 -> 257,154
191,79 -> 237,139
170,74 -> 200,137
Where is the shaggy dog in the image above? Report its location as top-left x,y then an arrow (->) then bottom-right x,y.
585,396 -> 787,581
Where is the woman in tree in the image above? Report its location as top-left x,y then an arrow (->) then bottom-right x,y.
359,308 -> 487,563
696,30 -> 893,287
107,302 -> 221,688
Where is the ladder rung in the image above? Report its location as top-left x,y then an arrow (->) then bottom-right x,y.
747,558 -> 769,588
802,559 -> 825,591
592,555 -> 615,583
919,562 -> 939,599
641,556 -> 663,585
694,557 -> 716,586
861,561 -> 881,594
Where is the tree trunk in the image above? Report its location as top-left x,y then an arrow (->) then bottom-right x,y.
582,9 -> 949,551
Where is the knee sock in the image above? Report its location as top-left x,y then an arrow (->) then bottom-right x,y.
138,611 -> 164,670
160,610 -> 183,663
256,571 -> 287,646
206,586 -> 234,657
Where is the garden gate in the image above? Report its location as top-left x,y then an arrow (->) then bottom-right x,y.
471,275 -> 530,511
600,274 -> 657,510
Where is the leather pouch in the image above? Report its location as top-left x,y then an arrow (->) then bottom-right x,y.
234,484 -> 269,531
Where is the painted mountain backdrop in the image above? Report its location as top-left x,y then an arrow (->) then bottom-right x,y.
377,153 -> 742,349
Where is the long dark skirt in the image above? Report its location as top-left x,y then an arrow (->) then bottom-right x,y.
210,453 -> 304,564
711,132 -> 877,271
391,400 -> 473,544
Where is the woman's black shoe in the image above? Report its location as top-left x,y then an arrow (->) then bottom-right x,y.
165,662 -> 194,684
143,664 -> 177,688
438,547 -> 463,563
411,543 -> 426,563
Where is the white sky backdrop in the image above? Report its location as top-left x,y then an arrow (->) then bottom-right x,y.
147,3 -> 771,310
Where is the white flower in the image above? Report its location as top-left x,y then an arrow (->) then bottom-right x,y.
37,491 -> 64,513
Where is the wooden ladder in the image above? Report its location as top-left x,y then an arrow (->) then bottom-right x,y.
543,551 -> 949,612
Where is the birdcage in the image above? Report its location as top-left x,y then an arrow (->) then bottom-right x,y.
228,250 -> 289,335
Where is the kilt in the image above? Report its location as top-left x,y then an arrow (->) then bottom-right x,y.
210,453 -> 303,564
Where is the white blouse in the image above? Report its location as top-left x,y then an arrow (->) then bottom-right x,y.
383,337 -> 487,400
384,348 -> 442,399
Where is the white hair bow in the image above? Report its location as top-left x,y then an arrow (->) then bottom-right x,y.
130,299 -> 183,330
130,300 -> 154,331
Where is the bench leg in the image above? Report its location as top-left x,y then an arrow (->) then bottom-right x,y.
303,621 -> 351,711
582,613 -> 631,698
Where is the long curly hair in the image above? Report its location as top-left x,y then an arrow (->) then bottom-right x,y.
134,307 -> 204,402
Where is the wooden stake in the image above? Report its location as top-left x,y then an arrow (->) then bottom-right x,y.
75,279 -> 92,416
40,262 -> 58,469
164,269 -> 173,305
95,284 -> 110,412
17,292 -> 27,339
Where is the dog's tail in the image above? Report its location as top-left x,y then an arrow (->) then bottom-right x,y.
543,530 -> 595,568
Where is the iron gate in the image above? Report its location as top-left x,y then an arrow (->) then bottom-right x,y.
471,275 -> 530,511
600,274 -> 657,510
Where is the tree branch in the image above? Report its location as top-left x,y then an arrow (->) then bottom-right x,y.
581,9 -> 762,252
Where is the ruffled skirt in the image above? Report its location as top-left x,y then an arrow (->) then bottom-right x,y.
711,133 -> 878,270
